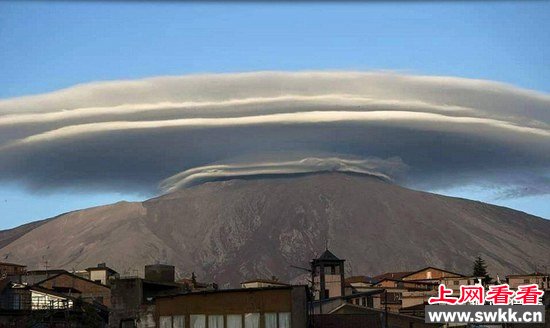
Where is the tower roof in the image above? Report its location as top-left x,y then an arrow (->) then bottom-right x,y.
318,249 -> 341,261
312,249 -> 344,264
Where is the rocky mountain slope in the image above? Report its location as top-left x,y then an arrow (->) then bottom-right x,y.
1,173 -> 549,286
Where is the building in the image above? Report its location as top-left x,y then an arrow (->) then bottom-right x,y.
400,290 -> 436,309
22,269 -> 69,285
344,275 -> 374,294
86,262 -> 120,286
311,249 -> 345,301
507,273 -> 550,289
438,276 -> 483,296
155,285 -> 308,328
145,264 -> 176,284
0,280 -> 29,311
35,271 -> 112,307
0,262 -> 27,281
374,278 -> 436,291
372,289 -> 406,313
367,267 -> 464,314
401,267 -> 463,282
314,303 -> 439,328
0,281 -> 108,327
109,264 -> 188,328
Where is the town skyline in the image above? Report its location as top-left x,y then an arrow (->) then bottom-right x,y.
1,1 -> 550,228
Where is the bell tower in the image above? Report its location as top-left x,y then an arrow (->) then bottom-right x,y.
310,249 -> 345,301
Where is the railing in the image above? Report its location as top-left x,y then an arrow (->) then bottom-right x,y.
31,298 -> 73,310
1,297 -> 72,311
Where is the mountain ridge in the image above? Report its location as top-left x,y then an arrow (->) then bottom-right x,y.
1,172 -> 548,286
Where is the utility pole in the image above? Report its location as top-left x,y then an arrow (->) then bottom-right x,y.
384,290 -> 388,328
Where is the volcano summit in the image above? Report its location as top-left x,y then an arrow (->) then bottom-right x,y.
1,173 -> 548,286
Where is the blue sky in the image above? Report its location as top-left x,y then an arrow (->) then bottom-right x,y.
0,1 -> 549,228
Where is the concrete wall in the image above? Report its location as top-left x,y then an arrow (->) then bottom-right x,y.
109,278 -> 144,328
145,265 -> 175,283
326,305 -> 440,328
401,291 -> 436,308
156,286 -> 308,328
90,270 -> 108,285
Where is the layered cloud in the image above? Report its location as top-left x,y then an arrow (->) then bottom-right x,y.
0,71 -> 548,197
160,157 -> 406,192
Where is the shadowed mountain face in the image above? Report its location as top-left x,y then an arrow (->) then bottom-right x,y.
1,173 -> 549,286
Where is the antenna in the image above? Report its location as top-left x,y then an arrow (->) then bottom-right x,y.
42,256 -> 49,272
346,261 -> 354,277
290,265 -> 312,273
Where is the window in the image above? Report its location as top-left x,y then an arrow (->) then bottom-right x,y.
208,315 -> 224,328
278,313 -> 291,328
524,279 -> 530,284
190,315 -> 206,328
244,313 -> 259,328
265,313 -> 277,328
173,315 -> 185,328
426,271 -> 432,279
159,316 -> 172,328
453,281 -> 459,286
227,315 -> 242,328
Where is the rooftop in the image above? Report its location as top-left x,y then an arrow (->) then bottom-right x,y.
241,279 -> 289,286
345,275 -> 374,284
372,271 -> 412,283
506,272 -> 549,278
311,249 -> 344,264
155,285 -> 306,300
401,266 -> 464,280
0,262 -> 27,268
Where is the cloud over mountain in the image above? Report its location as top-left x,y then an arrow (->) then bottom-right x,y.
0,71 -> 548,196
160,157 -> 406,192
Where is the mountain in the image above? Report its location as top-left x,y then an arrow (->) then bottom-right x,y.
1,173 -> 549,286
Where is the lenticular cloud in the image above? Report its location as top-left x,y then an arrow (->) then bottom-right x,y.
0,71 -> 548,197
160,157 -> 407,192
